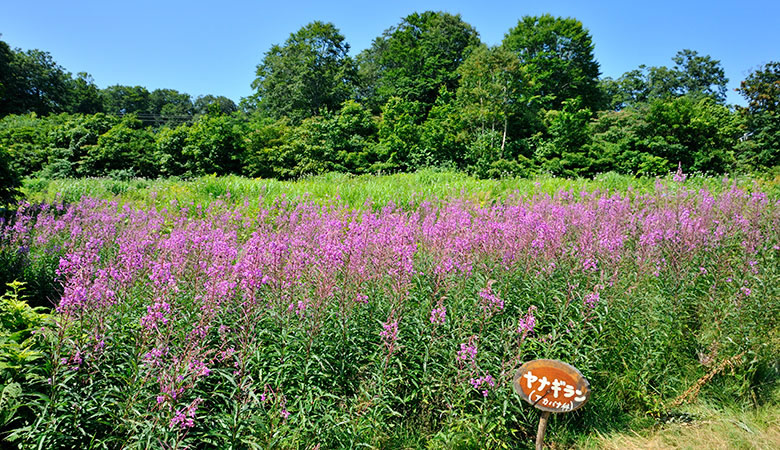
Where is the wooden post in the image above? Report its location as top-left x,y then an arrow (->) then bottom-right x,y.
513,360 -> 591,449
535,411 -> 551,450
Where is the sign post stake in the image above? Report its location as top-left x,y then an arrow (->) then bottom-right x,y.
513,359 -> 591,449
535,410 -> 551,450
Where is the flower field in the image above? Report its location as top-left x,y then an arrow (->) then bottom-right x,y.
1,173 -> 778,448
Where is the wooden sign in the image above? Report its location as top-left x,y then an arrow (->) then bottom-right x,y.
513,359 -> 590,413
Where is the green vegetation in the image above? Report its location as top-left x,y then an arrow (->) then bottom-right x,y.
578,401 -> 780,449
1,11 -> 778,192
1,6 -> 779,447
20,170 -> 778,209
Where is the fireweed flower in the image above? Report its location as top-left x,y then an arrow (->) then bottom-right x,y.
143,347 -> 168,367
456,336 -> 478,367
169,398 -> 202,429
429,300 -> 446,326
469,373 -> 496,397
380,316 -> 400,356
583,285 -> 602,309
189,359 -> 211,378
479,280 -> 503,317
140,300 -> 171,330
673,163 -> 687,183
517,306 -> 537,340
3,182 -> 777,441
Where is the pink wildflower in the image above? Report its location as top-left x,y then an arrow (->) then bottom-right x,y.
479,280 -> 503,317
518,306 -> 537,339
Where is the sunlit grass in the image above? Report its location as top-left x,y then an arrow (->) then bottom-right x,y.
21,169 -> 779,208
577,400 -> 780,449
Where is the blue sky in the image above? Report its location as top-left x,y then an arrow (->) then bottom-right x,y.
2,0 -> 777,106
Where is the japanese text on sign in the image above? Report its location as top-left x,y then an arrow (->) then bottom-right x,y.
512,359 -> 590,413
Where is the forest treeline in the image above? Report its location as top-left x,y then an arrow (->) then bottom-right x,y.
1,12 -> 779,201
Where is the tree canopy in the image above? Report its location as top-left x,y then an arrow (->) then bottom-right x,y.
1,15 -> 777,183
357,11 -> 480,111
502,14 -> 602,112
735,62 -> 780,168
602,49 -> 729,110
249,21 -> 356,123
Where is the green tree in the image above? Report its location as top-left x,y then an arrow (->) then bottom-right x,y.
257,100 -> 379,178
68,72 -> 104,114
587,96 -> 738,175
83,116 -> 156,177
502,14 -> 602,113
45,113 -> 119,177
101,85 -> 152,115
6,48 -> 73,115
357,11 -> 480,111
149,89 -> 193,116
182,112 -> 246,176
603,50 -> 728,110
326,100 -> 378,173
735,62 -> 780,169
154,124 -> 191,177
671,49 -> 728,101
418,89 -> 467,168
249,21 -> 356,123
0,145 -> 20,205
457,44 -> 527,154
0,113 -> 57,176
193,95 -> 237,116
243,117 -> 293,179
534,99 -> 594,176
373,97 -> 425,171
0,39 -> 20,116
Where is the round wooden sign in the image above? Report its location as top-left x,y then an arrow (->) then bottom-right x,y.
513,359 -> 590,413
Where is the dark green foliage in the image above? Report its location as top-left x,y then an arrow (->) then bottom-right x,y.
587,96 -> 738,175
0,47 -> 72,116
671,49 -> 729,102
603,49 -> 729,110
244,100 -> 379,179
374,97 -> 426,171
101,85 -> 152,115
83,115 -> 157,177
154,124 -> 191,177
358,11 -> 480,111
534,99 -> 595,176
0,40 -> 15,117
149,88 -> 193,116
250,21 -> 356,124
322,99 -> 379,173
586,108 -> 671,176
418,90 -> 468,169
194,95 -> 237,116
0,114 -> 52,180
67,73 -> 104,115
503,14 -> 603,113
47,113 -> 120,178
736,62 -> 780,170
182,112 -> 246,176
0,146 -> 20,205
243,117 -> 294,179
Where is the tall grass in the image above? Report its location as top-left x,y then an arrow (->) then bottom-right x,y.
22,169 -> 779,209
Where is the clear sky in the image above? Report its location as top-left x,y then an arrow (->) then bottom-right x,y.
2,0 -> 778,106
